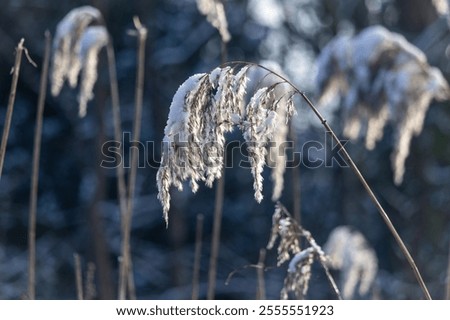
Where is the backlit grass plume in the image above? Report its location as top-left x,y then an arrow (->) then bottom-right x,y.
196,0 -> 231,43
316,26 -> 450,184
156,65 -> 295,225
50,6 -> 107,118
323,226 -> 378,299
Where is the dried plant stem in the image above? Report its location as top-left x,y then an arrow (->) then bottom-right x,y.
105,37 -> 128,298
127,258 -> 136,300
256,249 -> 266,300
85,262 -> 96,300
301,95 -> 432,300
118,16 -> 147,301
192,214 -> 204,300
106,38 -> 127,221
207,171 -> 225,300
222,61 -> 431,299
0,39 -> 25,179
74,253 -> 84,300
207,6 -> 228,299
27,33 -> 51,300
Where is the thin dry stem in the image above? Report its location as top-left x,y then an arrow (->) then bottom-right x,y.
28,32 -> 51,301
118,16 -> 147,301
206,4 -> 228,299
85,262 -> 96,299
0,39 -> 25,179
192,214 -> 204,300
74,253 -> 84,300
207,174 -> 225,300
222,61 -> 431,300
256,248 -> 266,300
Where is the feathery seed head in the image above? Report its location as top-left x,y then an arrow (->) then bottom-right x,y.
51,6 -> 103,97
324,226 -> 378,299
316,25 -> 450,184
156,66 -> 296,224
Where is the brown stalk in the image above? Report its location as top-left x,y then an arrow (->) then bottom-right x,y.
27,33 -> 51,300
74,253 -> 84,300
256,248 -> 266,300
0,38 -> 25,179
206,0 -> 228,300
118,16 -> 147,301
218,61 -> 431,299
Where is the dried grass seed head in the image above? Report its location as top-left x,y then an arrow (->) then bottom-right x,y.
51,6 -> 103,96
157,65 -> 296,224
281,247 -> 314,300
266,204 -> 301,266
316,25 -> 450,184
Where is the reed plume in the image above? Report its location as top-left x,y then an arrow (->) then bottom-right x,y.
156,65 -> 295,225
316,26 -> 450,184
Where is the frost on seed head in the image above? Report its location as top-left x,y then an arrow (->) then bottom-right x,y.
156,66 -> 296,224
316,25 -> 450,184
51,6 -> 103,97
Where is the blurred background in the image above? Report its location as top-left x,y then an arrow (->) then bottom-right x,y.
0,0 -> 449,299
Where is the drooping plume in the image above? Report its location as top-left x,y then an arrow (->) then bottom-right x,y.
51,6 -> 103,96
323,226 -> 378,299
316,26 -> 450,184
157,66 -> 295,224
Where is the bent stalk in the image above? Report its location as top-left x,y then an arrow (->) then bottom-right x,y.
222,61 -> 432,300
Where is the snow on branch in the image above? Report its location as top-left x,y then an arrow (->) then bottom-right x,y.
316,26 -> 450,184
156,65 -> 296,225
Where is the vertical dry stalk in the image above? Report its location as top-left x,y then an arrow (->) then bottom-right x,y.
206,0 -> 228,300
74,253 -> 84,300
106,38 -> 127,227
85,262 -> 97,299
105,36 -> 128,298
118,16 -> 147,301
27,33 -> 51,300
127,258 -> 136,300
207,178 -> 224,300
0,38 -> 25,179
192,214 -> 204,300
256,248 -> 266,300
